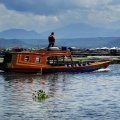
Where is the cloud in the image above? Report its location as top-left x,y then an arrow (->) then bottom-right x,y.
0,4 -> 60,32
0,0 -> 120,33
0,0 -> 113,15
87,4 -> 120,28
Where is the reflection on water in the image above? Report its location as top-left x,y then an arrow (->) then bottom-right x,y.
0,64 -> 120,120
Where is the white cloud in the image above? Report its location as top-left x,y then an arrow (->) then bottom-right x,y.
0,0 -> 120,33
0,4 -> 60,32
108,4 -> 120,12
72,0 -> 112,8
87,4 -> 120,26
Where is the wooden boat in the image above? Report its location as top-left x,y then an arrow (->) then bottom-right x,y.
0,47 -> 111,74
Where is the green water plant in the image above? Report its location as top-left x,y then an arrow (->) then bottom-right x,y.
32,89 -> 48,101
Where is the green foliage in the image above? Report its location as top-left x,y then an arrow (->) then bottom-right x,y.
32,89 -> 48,101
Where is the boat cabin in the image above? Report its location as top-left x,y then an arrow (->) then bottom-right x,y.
3,48 -> 72,68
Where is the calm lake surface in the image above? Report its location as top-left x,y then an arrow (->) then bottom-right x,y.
0,64 -> 120,120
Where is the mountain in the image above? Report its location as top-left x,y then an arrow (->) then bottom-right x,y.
56,23 -> 106,38
0,23 -> 120,39
0,37 -> 120,48
105,38 -> 120,47
41,23 -> 120,38
56,37 -> 119,48
0,23 -> 120,48
0,38 -> 37,48
0,29 -> 42,39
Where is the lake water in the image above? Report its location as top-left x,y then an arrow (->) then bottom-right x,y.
0,64 -> 120,120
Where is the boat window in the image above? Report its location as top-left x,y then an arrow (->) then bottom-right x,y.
24,56 -> 29,61
47,56 -> 65,66
36,57 -> 40,63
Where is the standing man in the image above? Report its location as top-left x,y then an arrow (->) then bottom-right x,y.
48,32 -> 55,48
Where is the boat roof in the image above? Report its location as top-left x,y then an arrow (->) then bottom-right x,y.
10,48 -> 71,56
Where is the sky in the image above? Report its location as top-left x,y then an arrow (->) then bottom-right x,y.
0,0 -> 120,33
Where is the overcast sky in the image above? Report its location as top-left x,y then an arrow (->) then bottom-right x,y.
0,0 -> 120,33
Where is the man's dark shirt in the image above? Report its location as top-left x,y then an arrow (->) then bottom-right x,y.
48,35 -> 55,43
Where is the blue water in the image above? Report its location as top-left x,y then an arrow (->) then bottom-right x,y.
0,64 -> 120,120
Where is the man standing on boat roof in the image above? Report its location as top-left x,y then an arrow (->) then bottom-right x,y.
48,32 -> 55,48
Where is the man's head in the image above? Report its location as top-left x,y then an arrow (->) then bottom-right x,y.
51,32 -> 54,35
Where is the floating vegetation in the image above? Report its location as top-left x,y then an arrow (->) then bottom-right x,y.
32,89 -> 48,101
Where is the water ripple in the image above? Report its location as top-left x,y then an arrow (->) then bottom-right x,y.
0,64 -> 120,119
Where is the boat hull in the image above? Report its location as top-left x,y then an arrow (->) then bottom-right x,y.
3,61 -> 110,74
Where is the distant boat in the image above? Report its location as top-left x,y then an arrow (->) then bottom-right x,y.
0,47 -> 111,74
